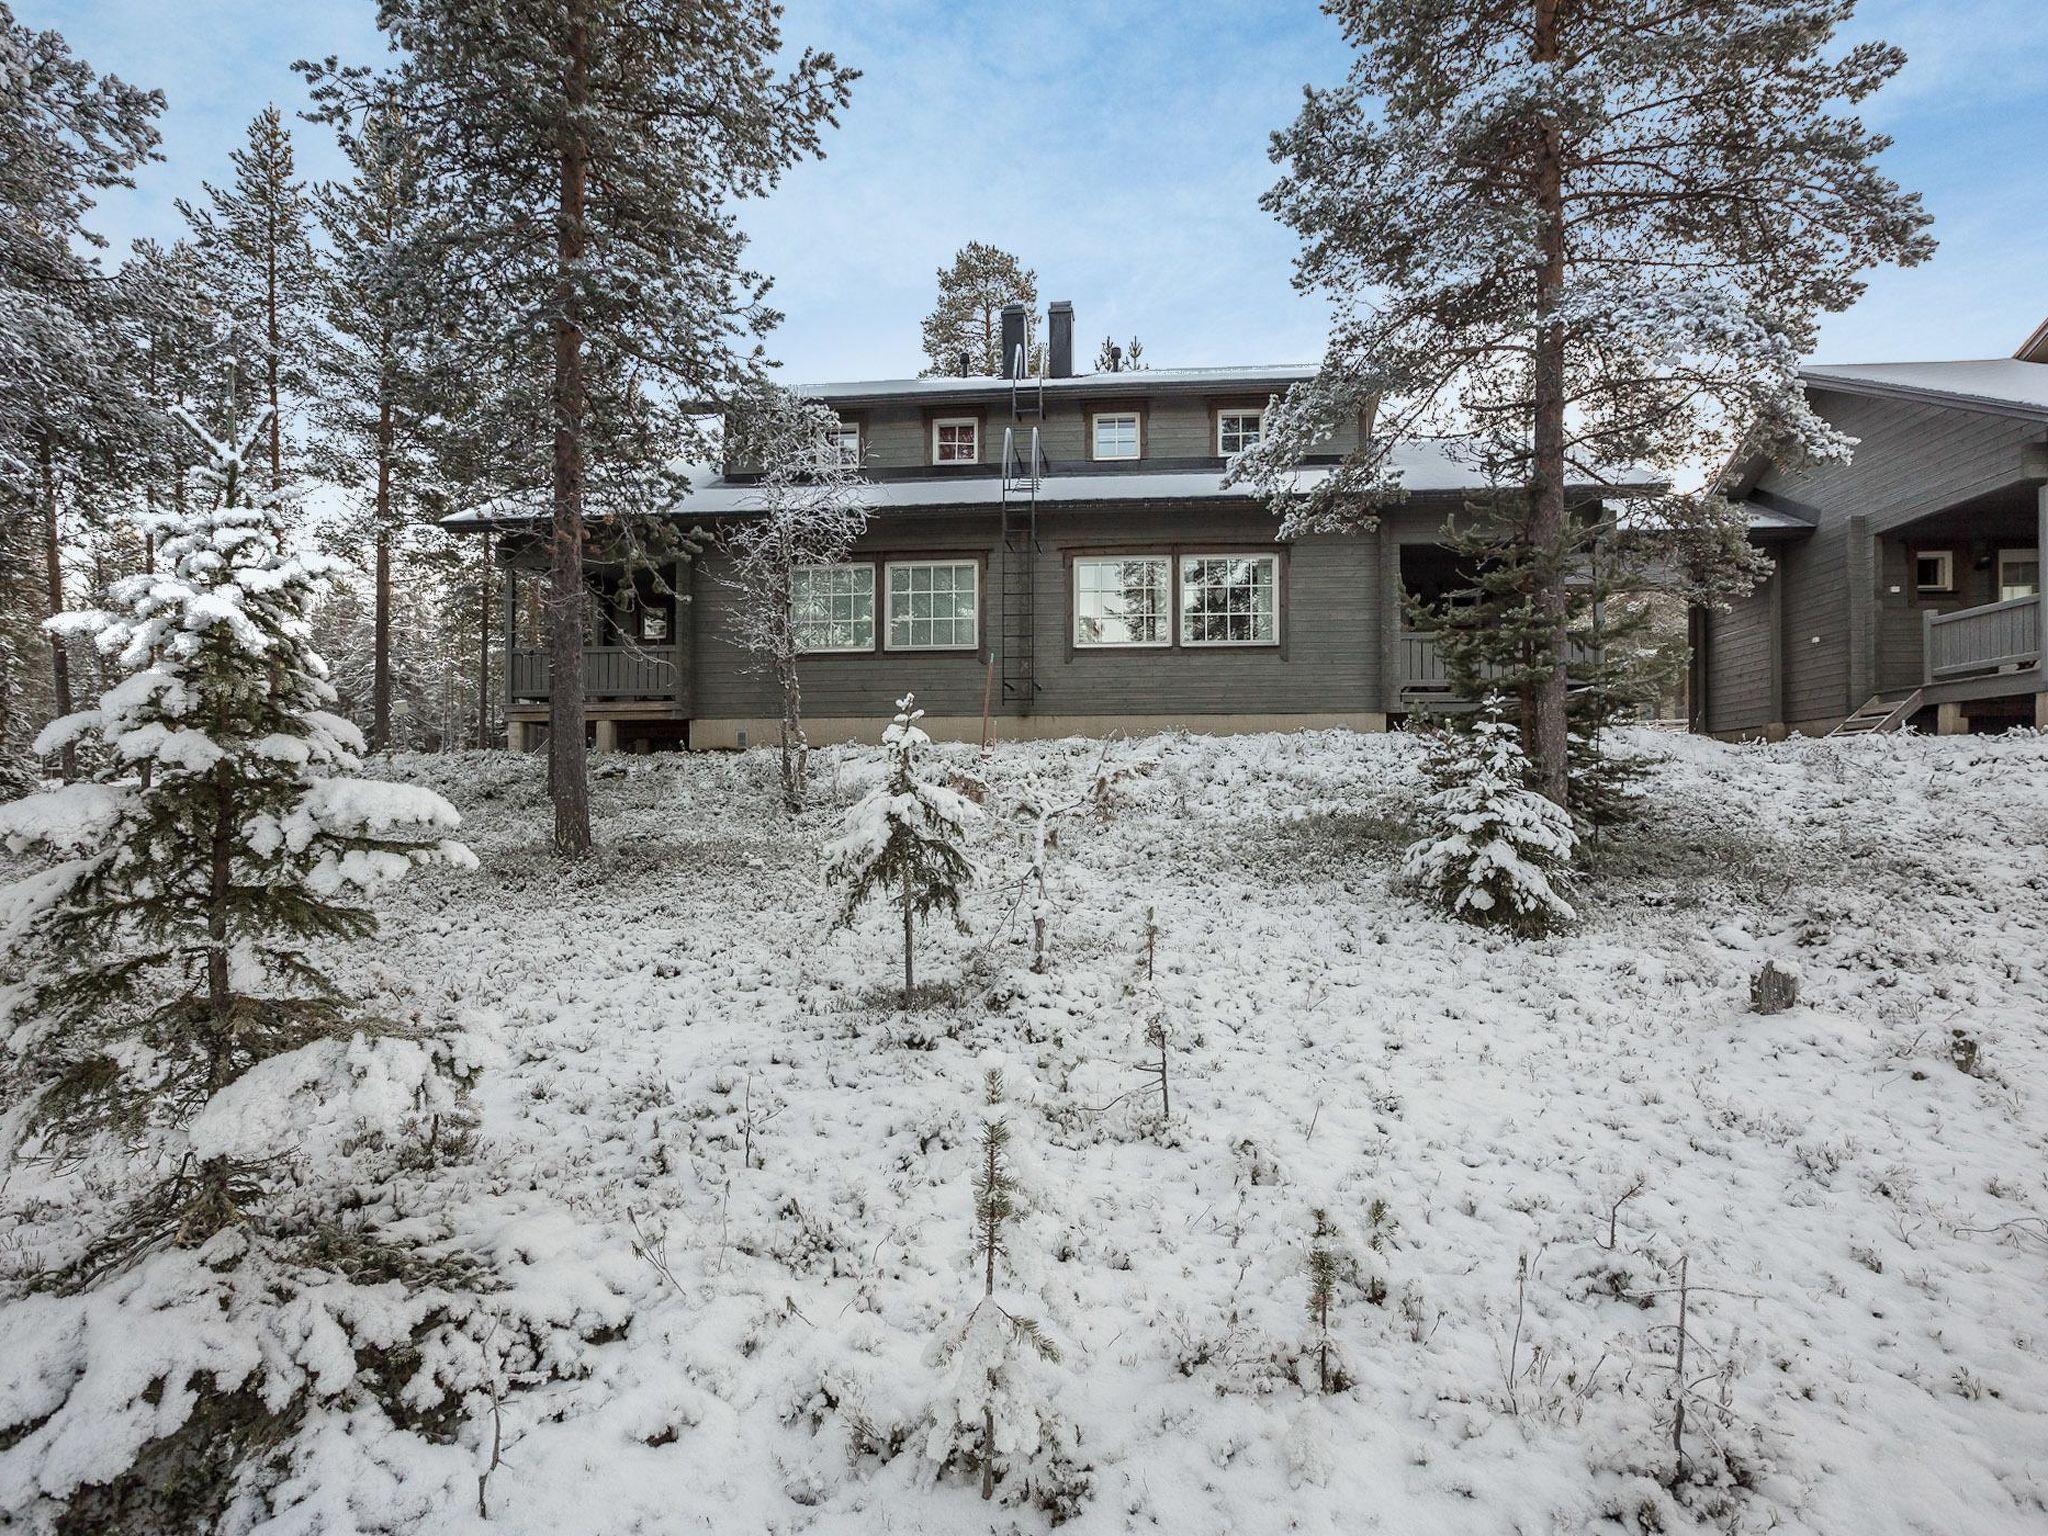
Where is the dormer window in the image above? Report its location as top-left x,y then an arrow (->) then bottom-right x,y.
1217,409 -> 1265,456
1092,412 -> 1140,461
932,417 -> 978,464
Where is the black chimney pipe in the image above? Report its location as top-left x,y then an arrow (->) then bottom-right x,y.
999,302 -> 1027,379
1048,300 -> 1074,378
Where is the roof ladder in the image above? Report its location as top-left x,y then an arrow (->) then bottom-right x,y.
999,426 -> 1045,714
1010,344 -> 1044,420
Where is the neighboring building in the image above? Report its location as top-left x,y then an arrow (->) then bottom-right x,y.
453,301 -> 1650,751
1701,320 -> 2048,739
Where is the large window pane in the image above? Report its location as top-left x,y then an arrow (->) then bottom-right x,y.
793,564 -> 874,653
1180,555 -> 1278,646
1074,555 -> 1170,646
886,561 -> 978,650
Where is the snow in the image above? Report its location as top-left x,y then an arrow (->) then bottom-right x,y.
1802,360 -> 2048,418
7,726 -> 2048,1532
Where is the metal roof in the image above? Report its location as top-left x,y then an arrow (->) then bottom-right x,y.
1801,360 -> 2048,420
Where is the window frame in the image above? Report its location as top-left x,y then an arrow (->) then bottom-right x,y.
1215,407 -> 1266,457
825,420 -> 862,468
930,416 -> 980,465
1071,553 -> 1173,649
882,557 -> 982,653
1914,550 -> 1955,594
1090,411 -> 1142,462
1177,552 -> 1282,649
1997,547 -> 2040,601
791,561 -> 878,656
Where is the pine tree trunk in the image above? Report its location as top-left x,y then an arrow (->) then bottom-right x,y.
478,530 -> 494,748
197,757 -> 238,1235
776,645 -> 805,812
548,0 -> 594,856
39,434 -> 74,783
1527,0 -> 1571,808
266,202 -> 283,490
372,393 -> 394,752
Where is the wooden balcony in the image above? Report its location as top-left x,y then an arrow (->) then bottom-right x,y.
1924,594 -> 2041,682
509,645 -> 679,702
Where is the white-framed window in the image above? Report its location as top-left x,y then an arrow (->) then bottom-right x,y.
1217,409 -> 1265,456
1914,550 -> 1954,593
1073,555 -> 1171,647
932,417 -> 979,464
792,563 -> 875,653
1180,554 -> 1279,646
1092,412 -> 1140,461
825,422 -> 861,467
885,559 -> 979,651
1997,548 -> 2039,601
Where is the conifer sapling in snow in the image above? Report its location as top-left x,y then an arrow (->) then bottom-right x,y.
1402,704 -> 1576,936
825,694 -> 977,1007
0,388 -> 478,1278
924,1055 -> 1079,1510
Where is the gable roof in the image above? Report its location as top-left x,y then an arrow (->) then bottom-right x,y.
793,364 -> 1315,409
1801,359 -> 2048,421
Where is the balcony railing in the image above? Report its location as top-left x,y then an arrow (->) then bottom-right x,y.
1924,594 -> 2041,682
510,645 -> 677,701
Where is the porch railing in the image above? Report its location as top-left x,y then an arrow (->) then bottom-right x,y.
1398,631 -> 1598,699
1923,594 -> 2041,682
510,645 -> 677,701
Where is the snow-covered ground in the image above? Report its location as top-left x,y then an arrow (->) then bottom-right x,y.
18,727 -> 2048,1533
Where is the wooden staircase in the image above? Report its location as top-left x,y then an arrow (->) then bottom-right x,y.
1827,688 -> 1922,738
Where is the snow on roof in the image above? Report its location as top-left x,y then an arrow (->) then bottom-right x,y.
792,364 -> 1316,402
442,442 -> 1661,529
1802,359 -> 2048,418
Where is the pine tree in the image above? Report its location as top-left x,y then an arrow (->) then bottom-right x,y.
1401,703 -> 1577,936
304,1 -> 856,856
1306,1207 -> 1342,1394
1091,334 -> 1146,373
1240,0 -> 1935,807
0,380 -> 477,1278
309,88 -> 454,752
1,9 -> 162,783
924,1055 -> 1071,1507
178,105 -> 321,491
825,694 -> 978,1007
919,242 -> 1039,377
718,385 -> 871,811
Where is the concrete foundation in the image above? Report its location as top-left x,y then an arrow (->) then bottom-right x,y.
506,719 -> 533,753
1938,702 -> 1968,736
592,719 -> 619,753
686,711 -> 1391,751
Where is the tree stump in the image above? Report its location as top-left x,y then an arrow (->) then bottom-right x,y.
1750,959 -> 1800,1014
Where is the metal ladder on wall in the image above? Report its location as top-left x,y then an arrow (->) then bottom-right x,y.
999,423 -> 1047,713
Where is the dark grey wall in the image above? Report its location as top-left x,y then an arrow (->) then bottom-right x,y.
1705,577 -> 1774,735
688,502 -> 1382,721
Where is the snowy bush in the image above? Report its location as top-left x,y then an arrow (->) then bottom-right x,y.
824,695 -> 978,1007
0,396 -> 484,1528
1401,708 -> 1577,936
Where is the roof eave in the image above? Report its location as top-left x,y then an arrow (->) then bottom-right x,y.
1801,369 -> 2048,423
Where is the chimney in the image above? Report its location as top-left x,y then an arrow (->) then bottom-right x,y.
999,301 -> 1027,379
1048,300 -> 1074,378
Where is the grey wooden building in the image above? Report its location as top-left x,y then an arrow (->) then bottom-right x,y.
1703,320 -> 2048,739
456,302 -> 1645,751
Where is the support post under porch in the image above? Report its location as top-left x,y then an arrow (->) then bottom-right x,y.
593,719 -> 619,754
1937,701 -> 1968,736
507,719 -> 533,753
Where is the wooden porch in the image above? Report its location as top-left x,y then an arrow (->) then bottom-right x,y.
1924,593 -> 2041,684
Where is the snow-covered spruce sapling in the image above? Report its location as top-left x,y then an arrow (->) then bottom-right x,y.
1011,740 -> 1145,974
925,1056 -> 1075,1509
1306,1207 -> 1342,1394
0,392 -> 477,1279
1401,705 -> 1577,936
825,694 -> 978,1008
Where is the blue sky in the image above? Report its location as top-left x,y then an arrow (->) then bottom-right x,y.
35,0 -> 2048,382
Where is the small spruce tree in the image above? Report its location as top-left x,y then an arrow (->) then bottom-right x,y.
1307,1207 -> 1342,1394
825,694 -> 977,1007
1,384 -> 478,1276
1402,703 -> 1577,936
924,1055 -> 1076,1509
